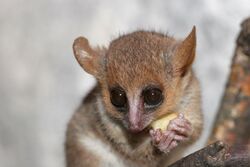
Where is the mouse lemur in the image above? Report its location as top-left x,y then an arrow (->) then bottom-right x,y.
65,27 -> 203,167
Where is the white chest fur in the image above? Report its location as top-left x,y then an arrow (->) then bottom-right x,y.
79,134 -> 126,167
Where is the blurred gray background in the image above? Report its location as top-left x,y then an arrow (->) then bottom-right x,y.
0,0 -> 249,167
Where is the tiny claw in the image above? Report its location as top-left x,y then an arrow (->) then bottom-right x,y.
179,113 -> 184,119
149,129 -> 154,136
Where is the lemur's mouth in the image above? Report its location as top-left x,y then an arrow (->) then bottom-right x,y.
128,123 -> 151,134
128,126 -> 144,133
128,130 -> 150,141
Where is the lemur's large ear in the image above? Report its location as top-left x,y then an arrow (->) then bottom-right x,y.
73,37 -> 103,77
173,26 -> 196,76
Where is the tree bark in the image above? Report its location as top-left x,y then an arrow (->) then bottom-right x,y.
169,17 -> 250,167
168,141 -> 229,167
168,141 -> 250,167
208,17 -> 250,148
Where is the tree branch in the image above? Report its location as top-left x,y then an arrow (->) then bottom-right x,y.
169,17 -> 250,167
169,141 -> 229,167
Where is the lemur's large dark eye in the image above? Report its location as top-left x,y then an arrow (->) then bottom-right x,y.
110,88 -> 127,109
143,88 -> 163,106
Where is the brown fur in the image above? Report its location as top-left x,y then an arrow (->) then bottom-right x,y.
66,27 -> 203,167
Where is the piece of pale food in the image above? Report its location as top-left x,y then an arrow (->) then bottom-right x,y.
151,113 -> 178,130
